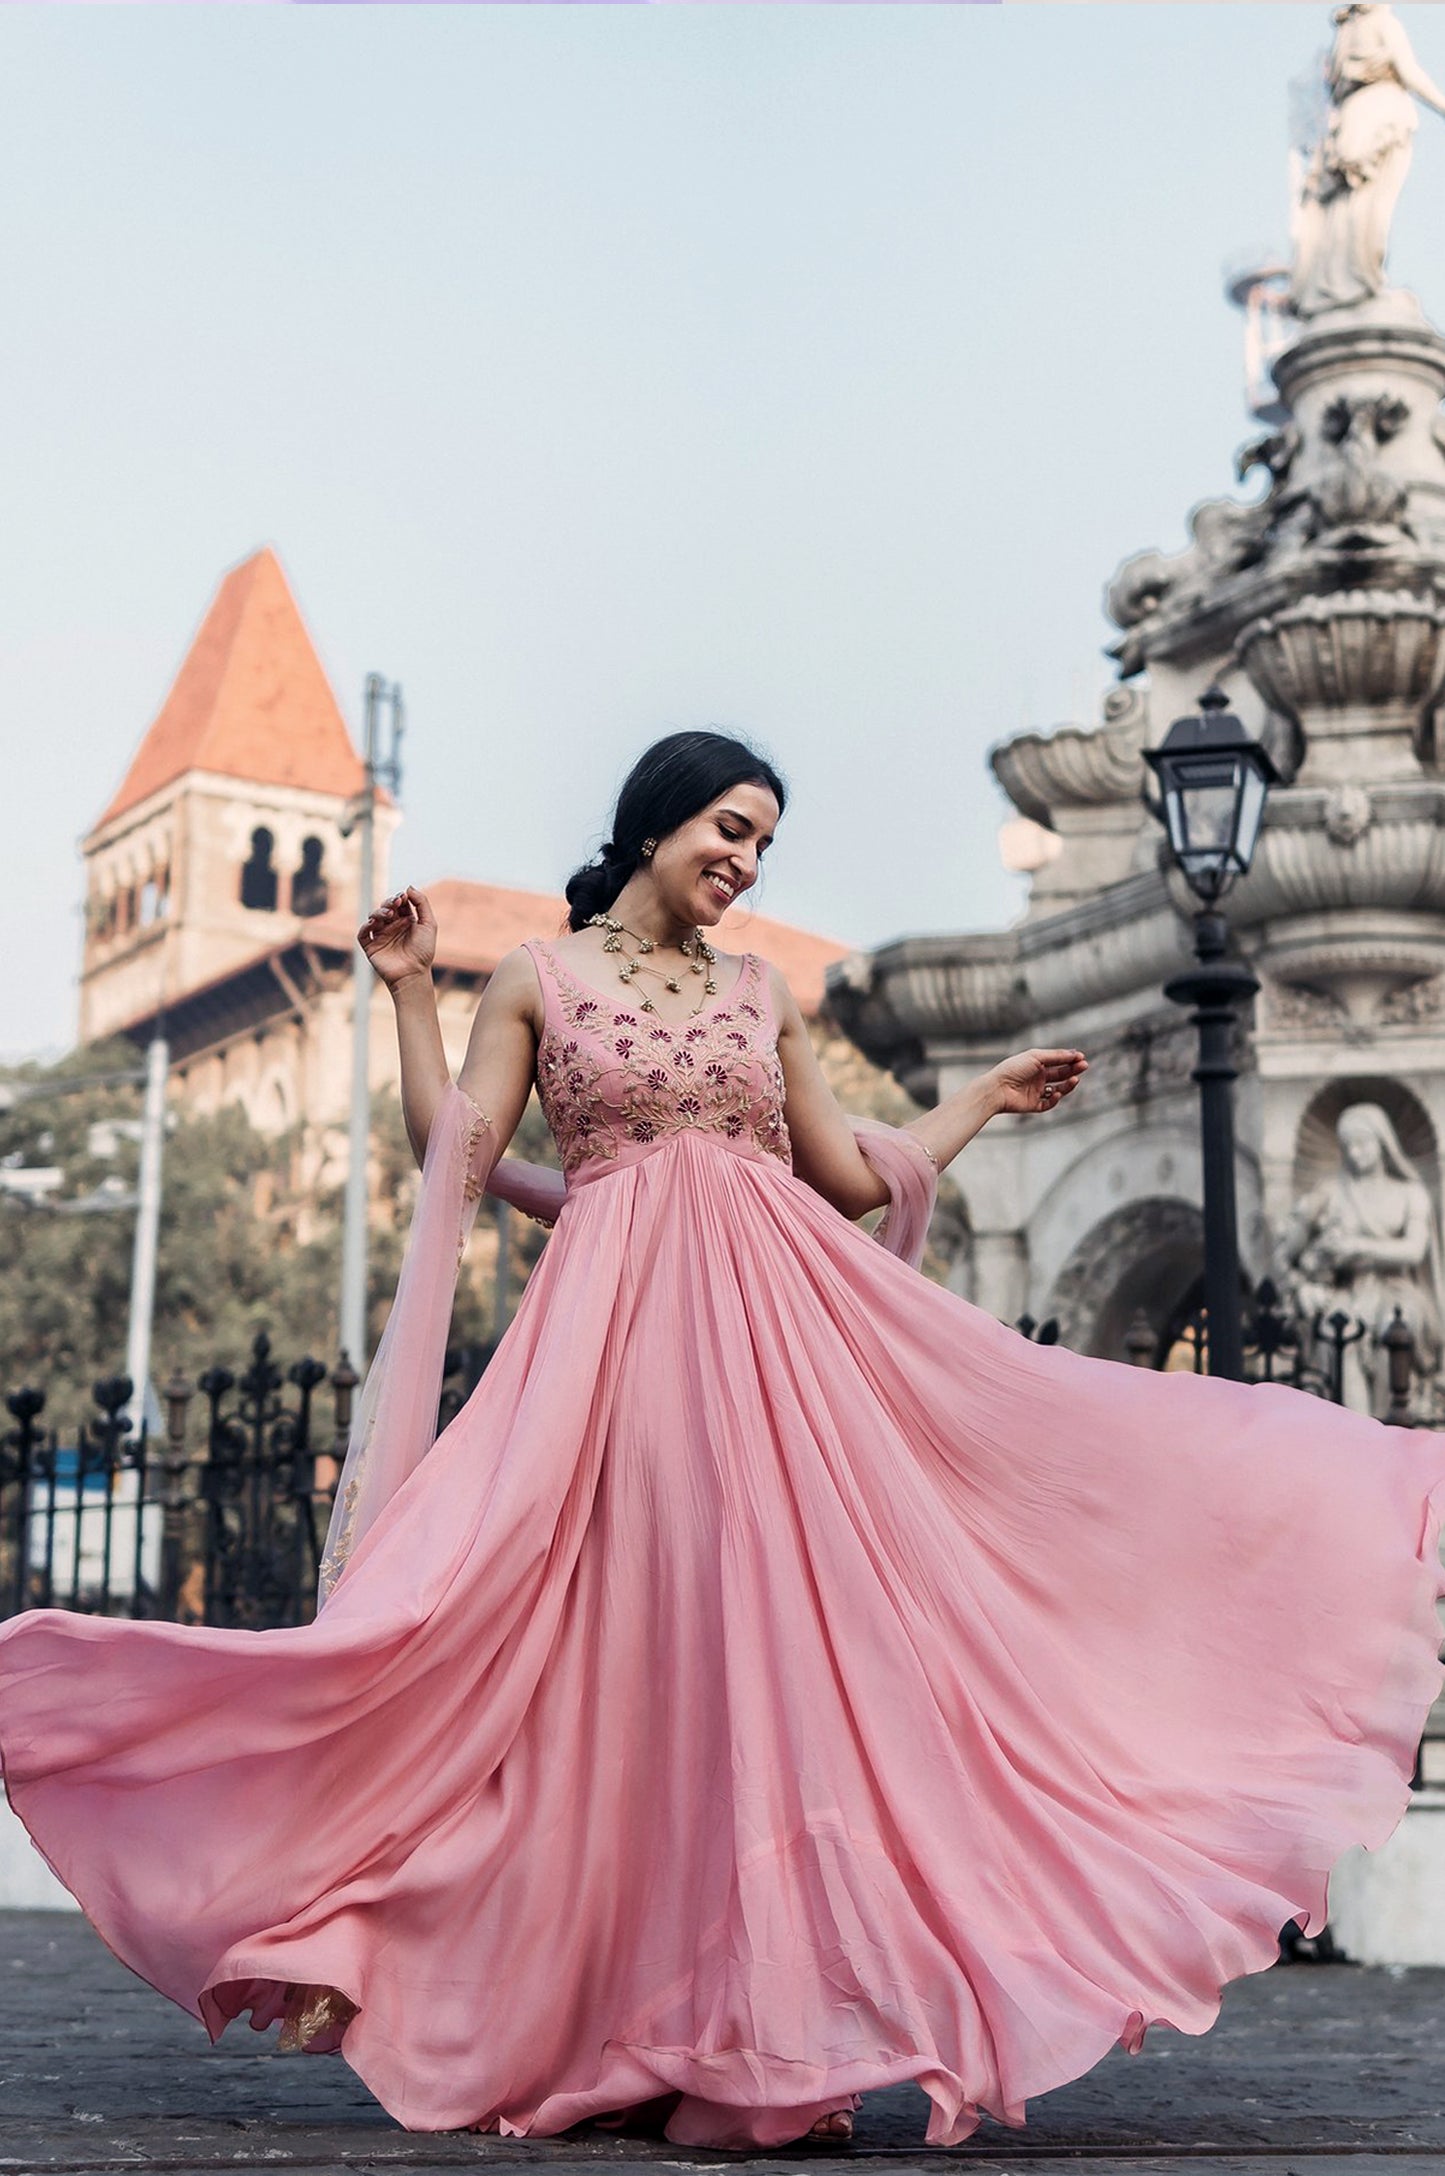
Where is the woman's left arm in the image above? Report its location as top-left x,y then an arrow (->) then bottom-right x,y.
770,965 -> 1087,1220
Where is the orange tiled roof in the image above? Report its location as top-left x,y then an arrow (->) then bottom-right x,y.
413,877 -> 851,1017
92,547 -> 366,830
107,878 -> 849,1038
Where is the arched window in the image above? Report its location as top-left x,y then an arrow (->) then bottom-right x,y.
290,835 -> 329,918
240,827 -> 279,912
139,879 -> 160,927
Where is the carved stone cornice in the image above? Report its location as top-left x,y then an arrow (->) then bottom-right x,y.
990,686 -> 1148,827
1256,917 -> 1445,1034
1272,316 -> 1445,411
1240,782 -> 1445,915
825,872 -> 1193,1091
1106,302 -> 1445,681
829,781 -> 1445,1085
1234,590 -> 1445,781
1111,545 -> 1445,679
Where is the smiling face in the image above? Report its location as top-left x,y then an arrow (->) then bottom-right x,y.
651,779 -> 781,929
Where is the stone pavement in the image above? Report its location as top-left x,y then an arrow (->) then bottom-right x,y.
3,1911 -> 1445,2176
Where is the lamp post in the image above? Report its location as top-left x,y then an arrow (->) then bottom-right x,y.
1144,687 -> 1279,1382
339,675 -> 404,1373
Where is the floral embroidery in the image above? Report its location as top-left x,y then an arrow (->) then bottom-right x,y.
531,945 -> 792,1179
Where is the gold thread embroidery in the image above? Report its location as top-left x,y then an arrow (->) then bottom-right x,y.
459,1093 -> 495,1204
278,1982 -> 359,2052
533,947 -> 791,1178
318,1472 -> 363,1595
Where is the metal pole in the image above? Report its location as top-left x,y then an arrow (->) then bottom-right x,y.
1164,909 -> 1258,1383
339,677 -> 381,1370
124,1032 -> 169,1424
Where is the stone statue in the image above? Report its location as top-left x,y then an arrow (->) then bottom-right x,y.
1276,1101 -> 1444,1414
1290,4 -> 1445,320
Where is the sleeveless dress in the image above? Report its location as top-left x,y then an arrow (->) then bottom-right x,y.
1,936 -> 1443,2150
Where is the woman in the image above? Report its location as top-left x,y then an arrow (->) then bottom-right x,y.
1,730 -> 1442,2152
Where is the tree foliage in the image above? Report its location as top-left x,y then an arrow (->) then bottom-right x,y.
0,1048 -> 469,1413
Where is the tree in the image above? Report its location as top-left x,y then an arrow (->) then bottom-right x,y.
0,1050 -> 409,1414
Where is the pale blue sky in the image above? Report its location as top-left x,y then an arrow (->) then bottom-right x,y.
6,4 -> 1445,1056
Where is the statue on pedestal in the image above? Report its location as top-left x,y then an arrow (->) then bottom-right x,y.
1276,1102 -> 1444,1414
1291,4 -> 1445,319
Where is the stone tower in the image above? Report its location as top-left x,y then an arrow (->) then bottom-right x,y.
79,547 -> 396,1131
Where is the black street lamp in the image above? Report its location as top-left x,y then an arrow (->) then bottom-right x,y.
1145,687 -> 1279,1382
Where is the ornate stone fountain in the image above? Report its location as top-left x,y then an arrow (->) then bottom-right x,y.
828,2 -> 1445,1403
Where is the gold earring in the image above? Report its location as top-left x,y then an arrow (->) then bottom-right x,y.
640,838 -> 657,860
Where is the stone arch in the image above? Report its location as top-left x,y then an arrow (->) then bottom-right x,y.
91,875 -> 119,943
1046,1196 -> 1206,1360
290,834 -> 329,918
240,827 -> 279,912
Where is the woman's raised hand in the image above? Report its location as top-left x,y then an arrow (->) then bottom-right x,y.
359,886 -> 438,988
986,1047 -> 1088,1117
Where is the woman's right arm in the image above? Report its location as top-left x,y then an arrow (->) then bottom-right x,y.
360,888 -> 539,1168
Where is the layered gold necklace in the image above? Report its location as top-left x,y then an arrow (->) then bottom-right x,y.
586,911 -> 719,1016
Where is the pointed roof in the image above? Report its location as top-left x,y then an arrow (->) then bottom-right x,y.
92,547 -> 365,831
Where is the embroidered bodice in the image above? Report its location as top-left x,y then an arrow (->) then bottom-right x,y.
525,939 -> 791,1186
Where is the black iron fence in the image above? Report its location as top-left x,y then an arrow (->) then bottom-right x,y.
0,1337 -> 498,1631
0,1294 -> 1436,1634
0,1339 -> 354,1630
1144,1279 -> 1437,1429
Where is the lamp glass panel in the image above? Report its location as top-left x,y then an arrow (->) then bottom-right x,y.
1162,782 -> 1189,860
1234,764 -> 1268,868
1176,754 -> 1242,870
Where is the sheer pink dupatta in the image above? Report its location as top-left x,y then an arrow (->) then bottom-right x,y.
317,1085 -> 496,1607
316,1097 -> 937,1608
848,1118 -> 938,1272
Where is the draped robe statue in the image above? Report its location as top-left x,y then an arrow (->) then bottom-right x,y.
1277,1102 -> 1444,1416
1290,4 -> 1445,319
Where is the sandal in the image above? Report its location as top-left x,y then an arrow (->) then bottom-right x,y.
803,2108 -> 855,2144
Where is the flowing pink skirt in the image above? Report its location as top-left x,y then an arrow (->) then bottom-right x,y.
2,1130 -> 1442,2146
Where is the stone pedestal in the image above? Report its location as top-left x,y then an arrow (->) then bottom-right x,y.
1329,1790 -> 1445,1966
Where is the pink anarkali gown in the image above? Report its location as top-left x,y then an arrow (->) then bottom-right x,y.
1,938 -> 1443,2148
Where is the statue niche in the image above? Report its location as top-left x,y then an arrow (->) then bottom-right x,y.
1276,1097 -> 1444,1415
